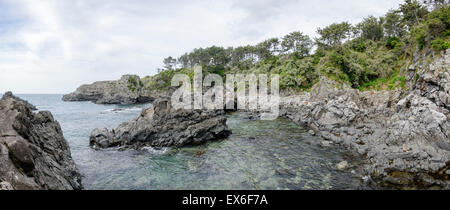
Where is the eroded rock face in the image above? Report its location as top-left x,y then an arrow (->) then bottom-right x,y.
62,75 -> 156,104
90,98 -> 231,149
280,50 -> 450,189
1,91 -> 37,111
0,93 -> 82,190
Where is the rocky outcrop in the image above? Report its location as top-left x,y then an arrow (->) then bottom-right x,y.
90,98 -> 231,149
0,93 -> 82,190
63,75 -> 157,104
281,49 -> 450,189
1,91 -> 37,111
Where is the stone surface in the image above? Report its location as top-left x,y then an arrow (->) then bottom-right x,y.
90,98 -> 231,149
336,161 -> 349,170
0,181 -> 13,190
280,49 -> 450,189
1,91 -> 37,110
0,93 -> 82,190
63,75 -> 157,104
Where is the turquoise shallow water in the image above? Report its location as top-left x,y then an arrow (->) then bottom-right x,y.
5,94 -> 366,189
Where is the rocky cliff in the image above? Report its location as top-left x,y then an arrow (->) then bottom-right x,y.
90,98 -> 231,149
63,75 -> 157,104
0,93 -> 82,190
281,49 -> 450,189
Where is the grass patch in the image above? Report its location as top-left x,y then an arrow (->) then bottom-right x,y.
359,72 -> 406,91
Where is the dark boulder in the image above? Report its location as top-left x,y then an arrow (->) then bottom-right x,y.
0,92 -> 82,190
90,98 -> 231,149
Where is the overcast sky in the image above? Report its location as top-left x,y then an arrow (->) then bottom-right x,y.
0,0 -> 404,94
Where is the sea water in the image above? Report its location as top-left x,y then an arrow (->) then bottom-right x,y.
5,94 -> 367,190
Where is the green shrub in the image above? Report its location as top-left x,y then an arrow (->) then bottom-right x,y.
392,40 -> 405,55
426,18 -> 446,38
427,6 -> 450,28
276,57 -> 318,90
312,48 -> 326,64
385,37 -> 401,49
329,51 -> 344,66
128,77 -> 138,86
127,77 -> 139,91
412,24 -> 428,50
409,6 -> 450,50
443,29 -> 450,37
431,38 -> 450,51
351,38 -> 367,52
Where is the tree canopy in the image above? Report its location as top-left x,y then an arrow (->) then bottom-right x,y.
355,16 -> 385,41
154,0 -> 449,91
281,31 -> 313,58
316,22 -> 352,48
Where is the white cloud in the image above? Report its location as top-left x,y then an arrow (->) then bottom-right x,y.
0,0 -> 404,93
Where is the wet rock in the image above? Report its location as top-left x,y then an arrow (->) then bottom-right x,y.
0,92 -> 82,190
320,141 -> 332,147
308,130 -> 315,136
63,75 -> 158,104
336,161 -> 349,170
90,98 -> 231,149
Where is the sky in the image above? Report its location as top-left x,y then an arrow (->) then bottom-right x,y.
0,0 -> 404,94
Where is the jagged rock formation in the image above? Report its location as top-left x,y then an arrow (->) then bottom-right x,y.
62,75 -> 156,104
280,49 -> 450,189
90,98 -> 231,149
1,91 -> 37,111
0,93 -> 82,190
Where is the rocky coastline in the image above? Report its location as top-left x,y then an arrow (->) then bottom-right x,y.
81,49 -> 449,189
0,93 -> 83,190
279,49 -> 450,189
62,75 -> 158,104
59,47 -> 450,189
1,49 -> 445,189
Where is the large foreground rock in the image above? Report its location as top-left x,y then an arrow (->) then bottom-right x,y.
90,98 -> 231,149
0,93 -> 82,190
63,75 -> 156,104
281,49 -> 450,189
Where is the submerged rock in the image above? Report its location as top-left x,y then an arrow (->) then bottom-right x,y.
0,92 -> 82,190
63,75 -> 157,104
90,98 -> 231,149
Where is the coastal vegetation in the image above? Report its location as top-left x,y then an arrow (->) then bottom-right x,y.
145,0 -> 449,93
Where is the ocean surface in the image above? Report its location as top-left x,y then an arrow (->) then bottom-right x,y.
7,94 -> 367,190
